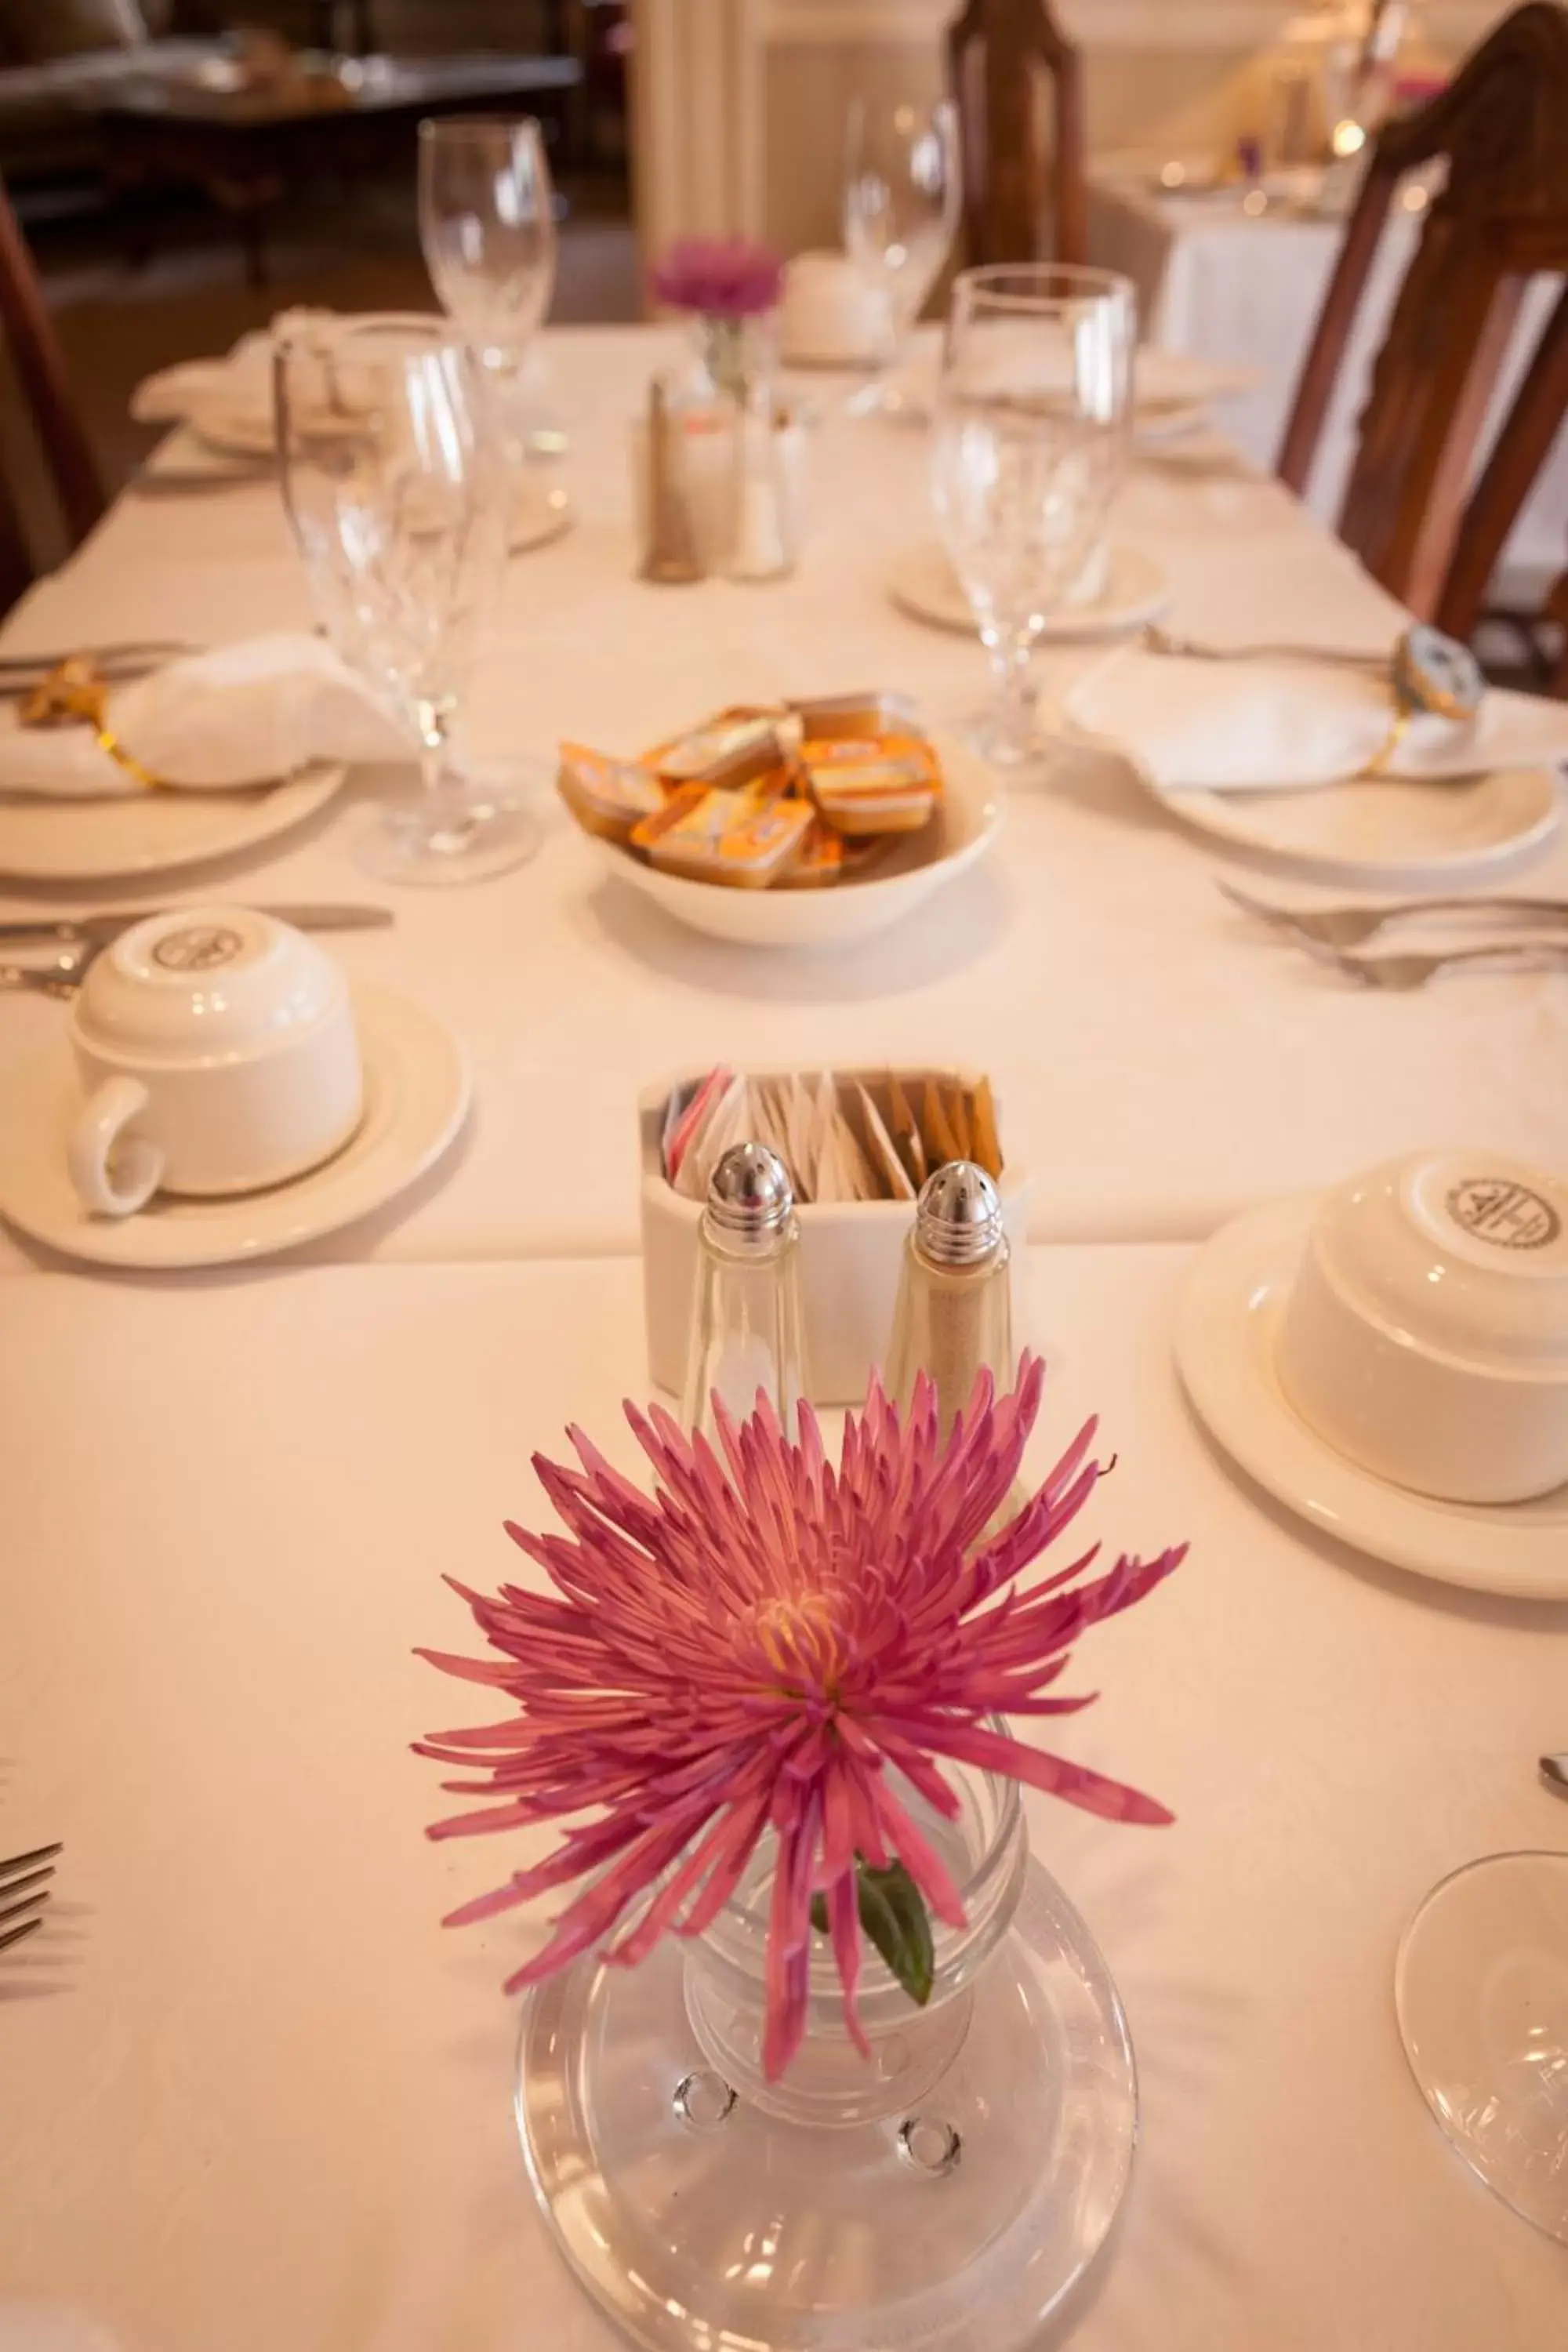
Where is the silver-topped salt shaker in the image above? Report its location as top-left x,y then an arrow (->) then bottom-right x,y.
883,1161 -> 1014,1440
680,1142 -> 808,1440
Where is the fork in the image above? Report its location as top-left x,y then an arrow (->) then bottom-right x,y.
1143,623 -> 1390,670
1218,879 -> 1568,949
0,1841 -> 62,1954
1334,942 -> 1568,989
0,944 -> 96,999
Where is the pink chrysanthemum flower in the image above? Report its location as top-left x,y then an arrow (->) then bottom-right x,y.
650,234 -> 785,318
417,1356 -> 1185,2082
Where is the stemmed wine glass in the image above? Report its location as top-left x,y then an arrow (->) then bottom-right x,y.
931,264 -> 1135,770
842,96 -> 961,416
1396,1846 -> 1568,2242
418,116 -> 560,472
275,314 -> 539,887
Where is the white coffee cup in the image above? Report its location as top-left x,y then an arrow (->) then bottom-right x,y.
67,906 -> 363,1218
1276,1150 -> 1568,1504
779,251 -> 891,368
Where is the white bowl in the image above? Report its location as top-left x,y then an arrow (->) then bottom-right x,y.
1276,1151 -> 1568,1504
589,737 -> 1002,951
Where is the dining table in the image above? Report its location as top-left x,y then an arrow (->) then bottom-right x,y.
2,318 -> 1566,2352
0,325 -> 1564,1279
2,1244 -> 1565,2352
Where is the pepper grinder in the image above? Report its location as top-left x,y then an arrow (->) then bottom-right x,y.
883,1162 -> 1014,1441
680,1142 -> 807,1443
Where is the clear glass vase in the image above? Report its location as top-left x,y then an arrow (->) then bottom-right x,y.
516,1753 -> 1138,2352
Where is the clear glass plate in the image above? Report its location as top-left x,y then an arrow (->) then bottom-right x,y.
1396,1849 -> 1568,2241
515,1859 -> 1137,2352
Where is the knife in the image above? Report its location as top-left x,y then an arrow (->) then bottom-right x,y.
0,902 -> 394,947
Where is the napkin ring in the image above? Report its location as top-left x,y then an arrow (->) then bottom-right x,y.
1358,625 -> 1485,780
20,656 -> 163,791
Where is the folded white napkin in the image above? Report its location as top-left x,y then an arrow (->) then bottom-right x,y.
1065,644 -> 1568,793
0,635 -> 408,799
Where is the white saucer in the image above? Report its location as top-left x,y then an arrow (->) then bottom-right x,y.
0,764 -> 344,884
1143,764 -> 1561,887
1174,1192 -> 1568,1600
0,982 -> 469,1270
889,541 -> 1170,642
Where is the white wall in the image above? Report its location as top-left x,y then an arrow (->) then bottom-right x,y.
630,0 -> 1519,265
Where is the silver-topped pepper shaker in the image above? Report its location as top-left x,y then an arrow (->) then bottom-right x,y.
680,1142 -> 808,1442
883,1161 -> 1014,1441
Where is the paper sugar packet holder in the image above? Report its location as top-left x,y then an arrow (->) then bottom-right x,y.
641,1066 -> 1033,1404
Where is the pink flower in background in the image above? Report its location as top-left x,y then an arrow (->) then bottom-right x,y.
651,235 -> 785,318
417,1358 -> 1184,2082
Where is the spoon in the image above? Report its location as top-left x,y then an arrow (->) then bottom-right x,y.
1540,1755 -> 1568,1796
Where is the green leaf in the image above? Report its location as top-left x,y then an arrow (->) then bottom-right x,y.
809,1858 -> 935,2009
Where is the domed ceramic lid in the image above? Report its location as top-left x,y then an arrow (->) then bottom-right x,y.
1311,1151 -> 1568,1374
73,907 -> 347,1065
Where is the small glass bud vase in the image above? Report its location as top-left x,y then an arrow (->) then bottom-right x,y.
681,1142 -> 806,1442
517,1749 -> 1138,2352
691,307 -> 781,406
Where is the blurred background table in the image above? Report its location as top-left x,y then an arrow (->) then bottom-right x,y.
1087,160 -> 1568,594
1,1245 -> 1563,2352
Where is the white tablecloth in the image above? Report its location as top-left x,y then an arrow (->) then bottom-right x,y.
0,327 -> 1564,1279
1087,172 -> 1568,586
2,1245 -> 1564,2352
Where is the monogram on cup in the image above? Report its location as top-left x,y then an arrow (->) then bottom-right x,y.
151,924 -> 246,975
1446,1178 -> 1561,1252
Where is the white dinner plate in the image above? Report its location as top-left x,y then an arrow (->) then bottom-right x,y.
589,735 -> 1002,950
1174,1192 -> 1568,1600
0,982 -> 469,1271
1138,763 -> 1562,887
0,764 -> 345,884
889,541 -> 1170,642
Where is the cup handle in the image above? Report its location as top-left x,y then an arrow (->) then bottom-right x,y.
68,1075 -> 162,1217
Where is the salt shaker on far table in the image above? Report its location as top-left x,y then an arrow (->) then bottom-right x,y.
884,1162 -> 1014,1441
681,1142 -> 807,1442
724,378 -> 797,583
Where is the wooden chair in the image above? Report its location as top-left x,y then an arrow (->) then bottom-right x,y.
0,174 -> 104,588
946,0 -> 1087,269
1278,1 -> 1568,637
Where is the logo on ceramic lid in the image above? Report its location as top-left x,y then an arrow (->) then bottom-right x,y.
151,923 -> 245,973
1446,1178 -> 1561,1251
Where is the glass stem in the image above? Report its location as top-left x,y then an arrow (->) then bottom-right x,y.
415,695 -> 456,808
986,631 -> 1039,760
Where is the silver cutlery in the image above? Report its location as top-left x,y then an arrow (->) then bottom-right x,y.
0,902 -> 393,950
0,1840 -> 61,1955
1144,623 -> 1390,671
0,639 -> 198,677
0,947 -> 93,998
1219,880 -> 1568,949
1334,942 -> 1568,989
1541,1755 -> 1568,1797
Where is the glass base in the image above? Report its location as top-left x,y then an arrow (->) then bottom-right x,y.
516,1860 -> 1137,2352
352,767 -> 545,887
1396,1850 -> 1568,2243
962,708 -> 1059,776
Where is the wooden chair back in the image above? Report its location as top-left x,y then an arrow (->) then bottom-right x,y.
946,0 -> 1087,268
0,173 -> 104,574
1278,1 -> 1568,631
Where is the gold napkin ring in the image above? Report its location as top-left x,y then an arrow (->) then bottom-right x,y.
20,656 -> 163,790
1360,702 -> 1411,778
1357,625 -> 1484,780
